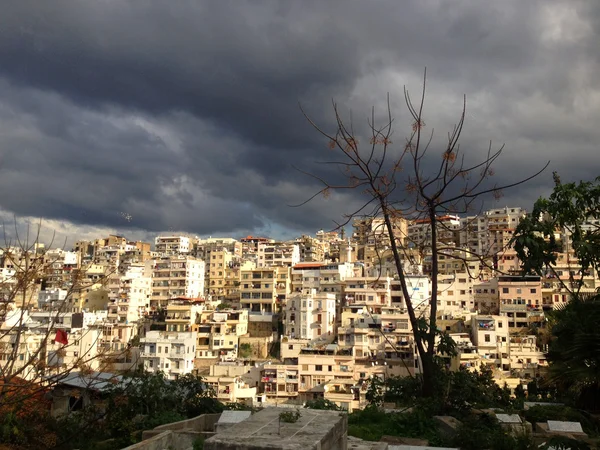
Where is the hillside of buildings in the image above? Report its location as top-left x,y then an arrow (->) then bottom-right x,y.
1,205 -> 600,449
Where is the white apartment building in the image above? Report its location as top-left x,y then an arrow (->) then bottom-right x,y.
256,242 -> 300,268
38,288 -> 69,310
471,315 -> 509,369
150,257 -> 205,310
284,291 -> 336,339
290,262 -> 356,300
458,207 -> 525,259
155,236 -> 191,256
140,330 -> 196,380
107,264 -> 152,324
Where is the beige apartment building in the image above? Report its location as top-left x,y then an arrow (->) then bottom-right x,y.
338,305 -> 416,378
498,276 -> 543,329
437,272 -> 474,316
260,363 -> 300,402
239,266 -> 289,313
194,309 -> 249,361
165,299 -> 205,332
473,279 -> 499,314
344,276 -> 392,314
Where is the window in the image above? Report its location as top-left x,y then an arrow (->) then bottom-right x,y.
516,288 -> 522,294
288,345 -> 293,350
502,287 -> 509,293
530,288 -> 537,294
302,364 -> 309,371
315,365 -> 323,371
498,321 -> 503,328
328,365 -> 332,372
484,334 -> 491,342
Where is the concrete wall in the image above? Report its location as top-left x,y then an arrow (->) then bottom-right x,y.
239,336 -> 273,358
122,430 -> 204,450
141,413 -> 220,440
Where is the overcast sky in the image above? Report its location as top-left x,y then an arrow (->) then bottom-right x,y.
0,1 -> 598,246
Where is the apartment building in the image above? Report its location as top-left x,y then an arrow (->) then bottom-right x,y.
194,309 -> 249,361
407,215 -> 460,248
295,235 -> 327,262
344,276 -> 392,314
338,306 -> 416,377
284,291 -> 336,339
206,373 -> 258,405
437,273 -> 474,315
194,237 -> 241,259
69,283 -> 110,313
150,256 -> 205,310
107,263 -> 151,324
389,275 -> 431,313
458,207 -> 524,256
96,321 -> 140,372
154,236 -> 191,256
38,288 -> 69,310
449,332 -> 481,371
498,276 -> 543,329
290,262 -> 356,299
239,266 -> 289,314
140,330 -> 196,380
256,241 -> 300,268
42,249 -> 80,290
260,363 -> 299,402
165,299 -> 205,332
471,315 -> 509,368
205,247 -> 238,299
473,279 -> 499,314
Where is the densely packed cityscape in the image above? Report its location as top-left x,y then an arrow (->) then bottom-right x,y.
1,205 -> 587,415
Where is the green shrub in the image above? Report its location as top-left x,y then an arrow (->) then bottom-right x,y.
279,410 -> 301,423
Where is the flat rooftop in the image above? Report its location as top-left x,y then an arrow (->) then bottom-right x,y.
204,408 -> 346,450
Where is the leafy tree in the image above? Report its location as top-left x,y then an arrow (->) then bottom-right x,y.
513,174 -> 600,293
299,71 -> 547,397
98,372 -> 223,447
543,293 -> 600,410
513,176 -> 600,409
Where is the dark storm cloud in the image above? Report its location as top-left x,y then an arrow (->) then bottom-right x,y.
0,0 -> 599,240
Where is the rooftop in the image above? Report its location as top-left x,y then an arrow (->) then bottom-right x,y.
204,408 -> 346,450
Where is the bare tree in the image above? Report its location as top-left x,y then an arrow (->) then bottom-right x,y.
298,70 -> 548,396
0,219 -> 132,415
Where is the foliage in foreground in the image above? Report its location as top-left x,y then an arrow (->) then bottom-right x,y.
43,372 -> 223,450
366,364 -> 515,415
